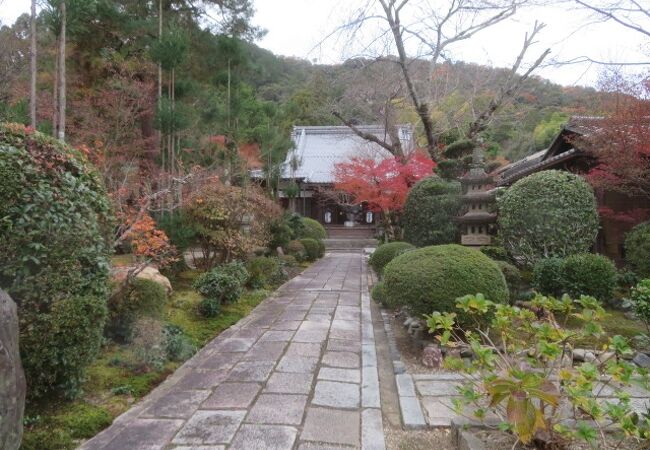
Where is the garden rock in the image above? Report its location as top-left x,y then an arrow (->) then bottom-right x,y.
113,266 -> 173,294
633,352 -> 650,369
572,348 -> 596,363
421,344 -> 443,368
0,289 -> 25,450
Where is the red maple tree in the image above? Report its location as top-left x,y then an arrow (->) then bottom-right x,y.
334,152 -> 436,239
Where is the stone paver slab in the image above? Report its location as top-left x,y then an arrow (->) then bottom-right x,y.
312,380 -> 360,409
317,367 -> 360,384
285,342 -> 322,357
301,407 -> 360,446
415,380 -> 461,396
202,382 -> 261,409
242,341 -> 287,361
103,419 -> 184,449
246,393 -> 308,425
227,361 -> 275,382
276,355 -> 319,373
173,410 -> 245,445
174,369 -> 229,390
229,424 -> 297,450
322,351 -> 360,368
265,372 -> 314,394
141,390 -> 211,419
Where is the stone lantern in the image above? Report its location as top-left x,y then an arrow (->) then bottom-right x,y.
457,145 -> 496,247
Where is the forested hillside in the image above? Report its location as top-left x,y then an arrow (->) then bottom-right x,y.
0,0 -> 601,186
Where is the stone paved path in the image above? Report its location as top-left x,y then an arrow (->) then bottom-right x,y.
80,252 -> 386,450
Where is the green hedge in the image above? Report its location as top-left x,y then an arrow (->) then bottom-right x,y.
106,279 -> 167,343
402,177 -> 462,247
495,260 -> 522,302
286,239 -> 306,261
497,170 -> 599,266
533,254 -> 617,302
300,238 -> 321,262
625,222 -> 650,278
193,261 -> 248,308
0,123 -> 112,399
247,256 -> 283,289
298,217 -> 327,240
368,242 -> 415,276
371,281 -> 387,306
382,245 -> 508,322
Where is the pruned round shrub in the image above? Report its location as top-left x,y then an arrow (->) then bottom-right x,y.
106,279 -> 168,343
383,245 -> 508,321
317,240 -> 326,258
371,281 -> 387,306
625,222 -> 650,278
532,258 -> 565,297
402,177 -> 462,247
298,217 -> 326,240
218,260 -> 249,285
497,170 -> 599,267
368,242 -> 415,276
286,239 -> 306,261
562,253 -> 617,302
631,279 -> 650,328
193,263 -> 245,306
247,256 -> 282,289
300,238 -> 321,262
495,260 -> 522,302
0,123 -> 113,399
198,297 -> 221,318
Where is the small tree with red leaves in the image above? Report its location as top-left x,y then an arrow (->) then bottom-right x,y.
334,152 -> 436,240
578,71 -> 650,224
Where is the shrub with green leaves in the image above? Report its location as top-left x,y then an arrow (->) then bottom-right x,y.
0,123 -> 113,399
562,253 -> 617,302
286,239 -> 306,261
247,256 -> 283,289
479,246 -> 511,263
192,262 -> 246,307
402,177 -> 462,247
495,260 -> 522,302
625,222 -> 650,278
532,257 -> 566,297
198,297 -> 221,318
382,245 -> 508,321
106,279 -> 168,343
368,241 -> 415,276
371,281 -> 387,306
298,217 -> 326,240
300,238 -> 321,261
497,170 -> 599,266
632,279 -> 650,330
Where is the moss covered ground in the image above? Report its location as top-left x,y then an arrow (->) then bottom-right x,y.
20,267 -> 271,450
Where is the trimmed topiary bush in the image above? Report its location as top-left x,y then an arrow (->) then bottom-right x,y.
562,253 -> 617,302
106,279 -> 167,343
371,281 -> 387,306
298,217 -> 327,240
631,279 -> 650,329
382,245 -> 508,322
218,260 -> 249,285
402,177 -> 462,247
495,260 -> 522,303
300,238 -> 321,262
317,240 -> 326,258
368,242 -> 415,276
0,123 -> 113,399
497,170 -> 599,267
532,258 -> 566,297
625,222 -> 650,278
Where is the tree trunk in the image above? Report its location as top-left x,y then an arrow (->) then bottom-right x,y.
29,0 -> 37,128
52,35 -> 59,137
57,0 -> 66,142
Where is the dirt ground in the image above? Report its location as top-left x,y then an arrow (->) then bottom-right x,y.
385,426 -> 454,450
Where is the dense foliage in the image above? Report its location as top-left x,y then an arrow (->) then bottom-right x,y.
402,177 -> 462,247
286,239 -> 306,261
246,256 -> 286,289
497,170 -> 599,266
298,217 -> 327,241
382,245 -> 508,322
0,123 -> 112,399
106,279 -> 167,343
631,279 -> 650,331
300,238 -> 321,262
625,222 -> 650,278
368,242 -> 415,276
192,261 -> 249,316
533,254 -> 617,302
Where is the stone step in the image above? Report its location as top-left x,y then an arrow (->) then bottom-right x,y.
326,227 -> 376,239
324,238 -> 379,249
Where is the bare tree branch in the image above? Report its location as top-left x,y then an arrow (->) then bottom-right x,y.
331,109 -> 404,157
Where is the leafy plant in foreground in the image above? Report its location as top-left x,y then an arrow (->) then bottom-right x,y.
425,292 -> 650,448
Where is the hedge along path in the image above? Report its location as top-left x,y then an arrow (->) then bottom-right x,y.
79,252 -> 386,450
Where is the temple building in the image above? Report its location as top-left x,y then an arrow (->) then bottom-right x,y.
276,125 -> 415,234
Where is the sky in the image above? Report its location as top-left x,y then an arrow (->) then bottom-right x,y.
1,0 -> 648,87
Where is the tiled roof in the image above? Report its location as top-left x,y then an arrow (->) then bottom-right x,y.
281,125 -> 415,184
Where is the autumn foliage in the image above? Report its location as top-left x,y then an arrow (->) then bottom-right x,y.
334,152 -> 436,212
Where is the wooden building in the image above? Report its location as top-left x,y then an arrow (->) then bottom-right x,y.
492,116 -> 648,264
